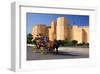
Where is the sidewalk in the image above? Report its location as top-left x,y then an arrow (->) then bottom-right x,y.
27,44 -> 35,47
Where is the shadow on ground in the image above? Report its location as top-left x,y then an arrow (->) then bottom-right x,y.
27,46 -> 89,60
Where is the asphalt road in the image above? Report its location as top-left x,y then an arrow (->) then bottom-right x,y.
27,46 -> 89,60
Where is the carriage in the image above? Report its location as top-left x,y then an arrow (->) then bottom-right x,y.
32,34 -> 59,54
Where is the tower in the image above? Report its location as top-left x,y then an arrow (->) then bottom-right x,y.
48,21 -> 57,41
56,17 -> 69,40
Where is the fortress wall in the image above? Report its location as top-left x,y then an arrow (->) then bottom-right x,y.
32,17 -> 89,44
32,24 -> 48,39
48,21 -> 57,41
56,17 -> 69,40
32,26 -> 38,39
48,28 -> 56,41
67,25 -> 73,40
51,21 -> 56,33
56,25 -> 65,40
81,27 -> 89,43
48,28 -> 52,41
82,29 -> 87,43
72,26 -> 83,43
72,26 -> 89,43
64,25 -> 68,40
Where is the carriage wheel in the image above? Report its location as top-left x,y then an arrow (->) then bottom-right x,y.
32,46 -> 36,54
40,47 -> 45,54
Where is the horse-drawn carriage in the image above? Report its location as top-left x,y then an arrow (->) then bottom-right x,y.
32,34 -> 59,54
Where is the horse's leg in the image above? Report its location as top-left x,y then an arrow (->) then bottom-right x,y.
47,47 -> 50,53
36,43 -> 39,49
55,47 -> 58,54
48,47 -> 51,53
44,46 -> 47,54
47,47 -> 51,54
47,47 -> 49,53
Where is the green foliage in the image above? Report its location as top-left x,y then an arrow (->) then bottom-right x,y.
77,42 -> 89,46
61,40 -> 69,46
77,43 -> 83,46
27,33 -> 33,44
85,43 -> 89,46
57,40 -> 78,46
71,40 -> 78,45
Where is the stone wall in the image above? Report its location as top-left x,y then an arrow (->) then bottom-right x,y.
32,17 -> 89,43
71,25 -> 89,43
56,17 -> 69,40
32,24 -> 48,39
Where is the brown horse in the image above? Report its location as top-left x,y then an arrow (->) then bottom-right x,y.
34,36 -> 60,54
47,41 -> 59,54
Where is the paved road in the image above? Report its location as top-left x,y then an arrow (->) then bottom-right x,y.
27,46 -> 89,60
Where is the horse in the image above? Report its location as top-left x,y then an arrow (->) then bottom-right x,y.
47,40 -> 60,54
34,36 -> 60,54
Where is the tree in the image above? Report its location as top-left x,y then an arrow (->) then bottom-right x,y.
71,40 -> 78,45
27,33 -> 33,44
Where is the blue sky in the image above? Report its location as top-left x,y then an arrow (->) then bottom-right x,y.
27,13 -> 89,33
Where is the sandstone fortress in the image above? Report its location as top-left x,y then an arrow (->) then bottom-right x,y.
32,17 -> 89,43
